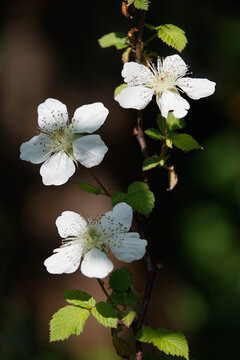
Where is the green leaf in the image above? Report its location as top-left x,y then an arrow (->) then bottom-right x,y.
112,329 -> 131,359
122,47 -> 132,63
91,302 -> 118,328
109,267 -> 132,294
123,290 -> 139,306
142,155 -> 163,171
120,310 -> 136,327
76,182 -> 102,195
114,83 -> 127,97
108,293 -> 124,306
111,181 -> 155,216
145,128 -> 164,140
166,113 -> 185,131
98,32 -> 128,50
50,305 -> 89,341
157,113 -> 185,134
155,328 -> 189,360
135,327 -> 189,360
170,133 -> 202,151
64,290 -> 96,309
133,0 -> 149,10
156,24 -> 187,52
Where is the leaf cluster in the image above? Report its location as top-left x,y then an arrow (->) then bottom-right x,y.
49,268 -> 139,343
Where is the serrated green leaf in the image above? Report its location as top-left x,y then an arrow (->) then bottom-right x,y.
127,0 -> 135,4
155,328 -> 189,360
111,181 -> 155,216
91,302 -> 117,328
64,290 -> 96,309
109,267 -> 132,294
124,290 -> 139,306
135,326 -> 158,343
133,0 -> 149,10
135,327 -> 189,360
145,128 -> 164,140
76,182 -> 102,195
112,329 -> 131,359
170,133 -> 202,151
142,155 -> 162,171
156,24 -> 187,52
50,305 -> 89,341
114,83 -> 127,97
108,293 -> 124,306
98,32 -> 128,50
120,310 -> 136,327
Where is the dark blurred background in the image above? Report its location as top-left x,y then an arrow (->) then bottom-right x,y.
0,1 -> 239,359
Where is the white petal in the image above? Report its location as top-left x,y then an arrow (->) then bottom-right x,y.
176,77 -> 216,100
122,61 -> 154,86
115,86 -> 154,110
56,211 -> 87,238
20,134 -> 51,164
162,54 -> 188,80
40,151 -> 75,186
44,243 -> 82,274
158,90 -> 190,119
38,98 -> 68,131
73,134 -> 108,168
80,248 -> 113,278
72,102 -> 109,134
101,202 -> 133,237
109,232 -> 147,263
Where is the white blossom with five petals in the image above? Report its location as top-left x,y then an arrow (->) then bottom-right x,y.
44,202 -> 147,278
115,54 -> 216,118
20,98 -> 108,185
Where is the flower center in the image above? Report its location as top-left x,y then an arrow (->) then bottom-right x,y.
83,226 -> 106,253
152,72 -> 175,95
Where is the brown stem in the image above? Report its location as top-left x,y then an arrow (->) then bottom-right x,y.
85,168 -> 111,197
135,10 -> 146,63
159,117 -> 168,159
97,278 -> 116,307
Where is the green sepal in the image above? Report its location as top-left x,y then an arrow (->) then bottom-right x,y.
156,24 -> 187,52
98,32 -> 128,50
50,305 -> 90,341
76,182 -> 102,195
114,83 -> 127,97
109,267 -> 133,294
135,326 -> 189,360
169,133 -> 202,151
91,302 -> 118,328
120,310 -> 136,327
64,290 -> 96,309
111,181 -> 155,216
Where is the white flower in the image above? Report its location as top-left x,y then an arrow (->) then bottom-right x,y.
20,98 -> 109,186
115,54 -> 216,118
44,202 -> 147,279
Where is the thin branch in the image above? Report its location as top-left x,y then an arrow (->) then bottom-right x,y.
85,168 -> 112,197
97,278 -> 116,307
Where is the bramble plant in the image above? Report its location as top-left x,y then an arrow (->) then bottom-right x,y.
20,1 -> 215,359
